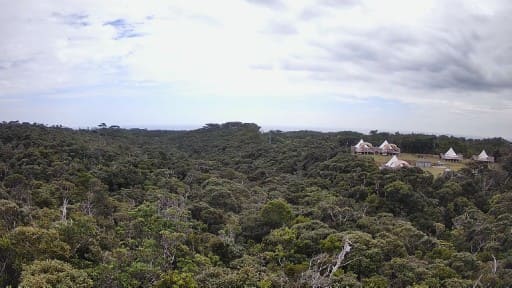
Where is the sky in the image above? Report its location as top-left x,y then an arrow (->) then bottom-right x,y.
1,0 -> 511,138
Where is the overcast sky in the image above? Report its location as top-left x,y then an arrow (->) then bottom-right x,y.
1,0 -> 511,138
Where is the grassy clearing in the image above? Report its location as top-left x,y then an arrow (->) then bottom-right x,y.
362,153 -> 470,177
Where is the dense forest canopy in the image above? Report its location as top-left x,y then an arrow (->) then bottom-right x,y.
1,121 -> 512,287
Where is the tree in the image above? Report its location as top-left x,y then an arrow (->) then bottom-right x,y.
301,237 -> 354,287
20,259 -> 92,288
382,181 -> 427,217
8,226 -> 70,264
56,215 -> 101,263
260,199 -> 293,229
1,122 -> 511,287
154,271 -> 197,288
0,200 -> 21,231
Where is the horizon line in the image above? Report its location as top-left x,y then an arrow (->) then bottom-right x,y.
2,119 -> 510,141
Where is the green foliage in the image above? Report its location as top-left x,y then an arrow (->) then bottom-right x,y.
0,122 -> 511,287
8,227 -> 71,263
19,259 -> 92,288
0,199 -> 21,231
260,199 -> 293,229
155,271 -> 197,288
362,275 -> 389,288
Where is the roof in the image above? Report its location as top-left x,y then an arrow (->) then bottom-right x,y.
385,155 -> 410,168
379,140 -> 389,149
354,139 -> 364,148
478,150 -> 489,160
378,140 -> 400,152
354,139 -> 372,149
445,147 -> 457,157
385,155 -> 398,166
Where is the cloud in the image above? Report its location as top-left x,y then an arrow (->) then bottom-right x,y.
52,13 -> 90,27
276,0 -> 512,113
1,0 -> 511,137
245,0 -> 286,10
318,0 -> 361,8
103,18 -> 145,39
265,20 -> 297,35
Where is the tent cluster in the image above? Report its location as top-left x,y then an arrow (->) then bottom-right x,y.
440,148 -> 494,163
352,139 -> 400,155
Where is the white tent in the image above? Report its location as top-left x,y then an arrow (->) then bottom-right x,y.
379,140 -> 389,149
478,150 -> 489,160
441,147 -> 463,161
384,155 -> 410,168
385,155 -> 399,167
354,139 -> 372,149
445,147 -> 457,157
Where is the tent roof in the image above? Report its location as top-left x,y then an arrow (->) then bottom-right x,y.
385,155 -> 410,168
379,140 -> 389,148
354,139 -> 373,148
354,139 -> 364,148
445,147 -> 457,157
385,155 -> 398,167
478,150 -> 489,159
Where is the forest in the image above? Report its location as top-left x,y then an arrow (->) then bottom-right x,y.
1,121 -> 512,287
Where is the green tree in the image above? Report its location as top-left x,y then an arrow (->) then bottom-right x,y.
260,199 -> 293,229
155,271 -> 197,288
20,259 -> 92,288
8,226 -> 70,264
0,199 -> 21,231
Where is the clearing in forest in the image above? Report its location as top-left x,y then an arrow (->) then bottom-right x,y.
368,153 -> 470,177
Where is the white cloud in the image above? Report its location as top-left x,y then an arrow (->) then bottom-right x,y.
0,0 -> 511,137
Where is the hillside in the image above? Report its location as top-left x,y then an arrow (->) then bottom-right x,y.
1,121 -> 512,287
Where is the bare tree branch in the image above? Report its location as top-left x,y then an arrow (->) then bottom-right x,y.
329,239 -> 352,278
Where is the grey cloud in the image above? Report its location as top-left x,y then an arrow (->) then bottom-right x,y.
329,41 -> 382,63
299,8 -> 325,21
246,0 -> 286,10
397,30 -> 512,92
52,13 -> 89,27
318,0 -> 360,7
280,60 -> 332,73
0,59 -> 32,70
305,13 -> 512,94
187,14 -> 221,27
166,6 -> 221,26
300,0 -> 359,20
265,20 -> 297,35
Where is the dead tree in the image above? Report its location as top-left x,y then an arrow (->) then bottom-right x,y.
330,239 -> 352,278
491,255 -> 497,274
61,198 -> 69,222
300,238 -> 353,288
